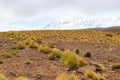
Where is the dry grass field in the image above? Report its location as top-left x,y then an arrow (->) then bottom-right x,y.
0,29 -> 120,80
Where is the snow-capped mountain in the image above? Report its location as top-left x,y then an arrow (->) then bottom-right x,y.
43,16 -> 120,29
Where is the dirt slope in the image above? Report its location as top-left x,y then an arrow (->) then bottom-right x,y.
0,30 -> 120,80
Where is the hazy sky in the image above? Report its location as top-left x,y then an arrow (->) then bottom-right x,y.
0,0 -> 120,31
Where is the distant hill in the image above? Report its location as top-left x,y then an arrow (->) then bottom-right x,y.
90,26 -> 120,33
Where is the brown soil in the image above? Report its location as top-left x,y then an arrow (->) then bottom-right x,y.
0,30 -> 120,80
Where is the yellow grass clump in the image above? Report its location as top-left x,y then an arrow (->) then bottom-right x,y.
0,60 -> 4,64
48,48 -> 62,60
0,74 -> 8,80
17,41 -> 25,49
85,70 -> 105,80
60,50 -> 71,64
24,38 -> 31,45
111,63 -> 120,70
16,76 -> 30,80
91,62 -> 105,71
38,44 -> 51,54
56,73 -> 78,80
61,50 -> 87,69
29,40 -> 38,48
1,52 -> 12,58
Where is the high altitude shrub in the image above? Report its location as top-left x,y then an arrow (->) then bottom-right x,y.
24,38 -> 31,45
73,48 -> 80,55
1,52 -> 12,58
0,74 -> 8,80
79,57 -> 88,67
10,46 -> 18,50
64,55 -> 87,69
56,73 -> 68,80
61,50 -> 87,69
64,53 -> 80,69
69,73 -> 79,80
16,76 -> 29,80
85,70 -> 105,80
48,48 -> 62,60
83,51 -> 92,57
44,43 -> 50,47
60,50 -> 71,64
38,44 -> 51,54
12,52 -> 21,57
29,40 -> 38,48
111,63 -> 120,70
91,62 -> 105,71
17,41 -> 25,49
25,60 -> 32,65
0,60 -> 3,64
56,73 -> 78,80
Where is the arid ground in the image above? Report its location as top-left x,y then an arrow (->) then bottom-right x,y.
0,28 -> 120,80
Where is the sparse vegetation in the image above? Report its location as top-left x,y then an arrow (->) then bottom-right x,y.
1,52 -> 12,58
10,46 -> 18,50
16,76 -> 29,80
61,50 -> 87,69
38,44 -> 51,54
25,38 -> 31,45
111,63 -> 120,70
73,48 -> 80,55
25,60 -> 32,65
79,57 -> 88,67
0,74 -> 8,80
0,30 -> 120,80
60,50 -> 71,64
0,60 -> 3,64
17,41 -> 25,49
91,62 -> 105,71
12,52 -> 21,57
85,70 -> 105,80
56,73 -> 78,80
48,48 -> 62,60
83,51 -> 92,57
29,40 -> 38,48
64,53 -> 80,69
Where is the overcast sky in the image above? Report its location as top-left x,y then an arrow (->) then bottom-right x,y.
0,0 -> 120,31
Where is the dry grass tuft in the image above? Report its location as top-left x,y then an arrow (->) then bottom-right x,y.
29,40 -> 38,48
0,60 -> 4,64
16,76 -> 30,80
0,74 -> 8,80
56,73 -> 78,80
17,41 -> 25,49
48,48 -> 62,60
24,38 -> 31,45
38,44 -> 51,54
85,70 -> 105,80
12,52 -> 21,57
1,52 -> 12,58
61,50 -> 87,69
111,63 -> 120,70
25,60 -> 33,65
90,62 -> 105,71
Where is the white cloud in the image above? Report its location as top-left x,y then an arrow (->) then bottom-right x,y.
0,0 -> 120,31
0,24 -> 42,32
0,0 -> 120,18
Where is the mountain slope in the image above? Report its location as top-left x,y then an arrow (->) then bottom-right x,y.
96,26 -> 120,33
43,16 -> 120,29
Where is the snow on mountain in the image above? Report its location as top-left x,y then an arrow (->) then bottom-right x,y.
43,16 -> 120,29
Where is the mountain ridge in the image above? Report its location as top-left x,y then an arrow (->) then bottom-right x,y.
43,16 -> 120,29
